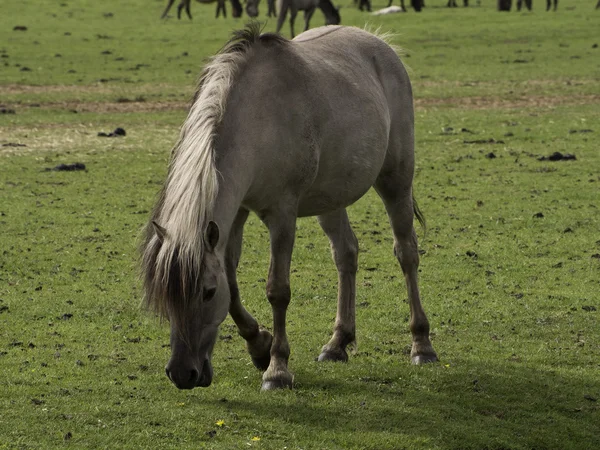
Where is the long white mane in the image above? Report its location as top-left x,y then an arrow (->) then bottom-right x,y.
142,27 -> 268,318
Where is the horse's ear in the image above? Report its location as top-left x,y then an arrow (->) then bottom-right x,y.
204,221 -> 220,252
152,221 -> 167,243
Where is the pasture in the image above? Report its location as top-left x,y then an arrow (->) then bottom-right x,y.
1,0 -> 599,448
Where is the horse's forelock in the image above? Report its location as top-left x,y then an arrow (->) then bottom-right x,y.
142,235 -> 203,340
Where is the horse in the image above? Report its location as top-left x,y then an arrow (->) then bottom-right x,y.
161,0 -> 247,19
141,23 -> 438,391
275,0 -> 340,38
386,0 -> 423,12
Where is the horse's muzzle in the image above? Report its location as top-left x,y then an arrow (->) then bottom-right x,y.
165,359 -> 213,389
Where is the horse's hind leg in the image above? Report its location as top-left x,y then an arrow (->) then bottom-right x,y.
317,209 -> 358,362
375,171 -> 438,364
226,208 -> 273,371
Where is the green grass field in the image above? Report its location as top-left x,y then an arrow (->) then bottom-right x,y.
1,0 -> 599,448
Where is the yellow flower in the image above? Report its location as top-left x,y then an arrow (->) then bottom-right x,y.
215,420 -> 225,427
251,436 -> 261,441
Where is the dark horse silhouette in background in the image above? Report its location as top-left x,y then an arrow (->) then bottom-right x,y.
161,0 -> 247,19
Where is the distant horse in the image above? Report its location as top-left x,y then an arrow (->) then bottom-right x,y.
276,0 -> 341,38
161,0 -> 246,19
142,23 -> 438,391
386,0 -> 423,12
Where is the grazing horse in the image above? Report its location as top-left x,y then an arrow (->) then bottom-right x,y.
142,23 -> 438,391
276,0 -> 341,38
161,0 -> 246,19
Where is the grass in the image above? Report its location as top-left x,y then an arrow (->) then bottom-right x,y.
1,0 -> 599,449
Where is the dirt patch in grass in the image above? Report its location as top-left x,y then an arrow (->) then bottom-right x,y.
414,94 -> 600,110
2,93 -> 598,114
31,100 -> 190,113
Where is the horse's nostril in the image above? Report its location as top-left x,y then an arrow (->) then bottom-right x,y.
189,369 -> 199,384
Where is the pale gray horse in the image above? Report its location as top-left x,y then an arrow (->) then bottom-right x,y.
142,23 -> 438,391
276,0 -> 340,38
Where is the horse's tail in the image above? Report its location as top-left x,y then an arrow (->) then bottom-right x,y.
413,194 -> 426,237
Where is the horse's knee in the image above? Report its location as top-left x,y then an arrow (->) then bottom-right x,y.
266,282 -> 291,308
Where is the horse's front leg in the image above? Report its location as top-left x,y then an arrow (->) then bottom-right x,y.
182,0 -> 192,19
289,9 -> 298,38
317,209 -> 358,362
303,8 -> 316,32
216,0 -> 226,18
226,209 -> 273,372
261,208 -> 297,390
161,0 -> 177,18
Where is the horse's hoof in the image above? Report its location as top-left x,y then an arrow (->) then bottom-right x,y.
261,377 -> 293,391
317,347 -> 348,362
411,353 -> 438,365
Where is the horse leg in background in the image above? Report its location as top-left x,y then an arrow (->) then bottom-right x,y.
216,0 -> 226,18
288,7 -> 299,38
375,180 -> 437,364
226,209 -> 273,371
303,8 -> 316,32
276,0 -> 289,35
178,0 -> 192,19
161,0 -> 176,18
261,206 -> 298,390
268,0 -> 277,17
317,209 -> 358,362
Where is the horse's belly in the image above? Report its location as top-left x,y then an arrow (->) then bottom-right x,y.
296,154 -> 383,217
297,184 -> 372,217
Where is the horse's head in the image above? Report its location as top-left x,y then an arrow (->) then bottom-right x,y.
151,221 -> 229,390
231,0 -> 244,18
320,1 -> 341,25
245,0 -> 260,18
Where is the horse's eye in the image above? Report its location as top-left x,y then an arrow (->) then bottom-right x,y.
203,287 -> 216,301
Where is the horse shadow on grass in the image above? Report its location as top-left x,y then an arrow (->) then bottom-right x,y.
208,359 -> 600,449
